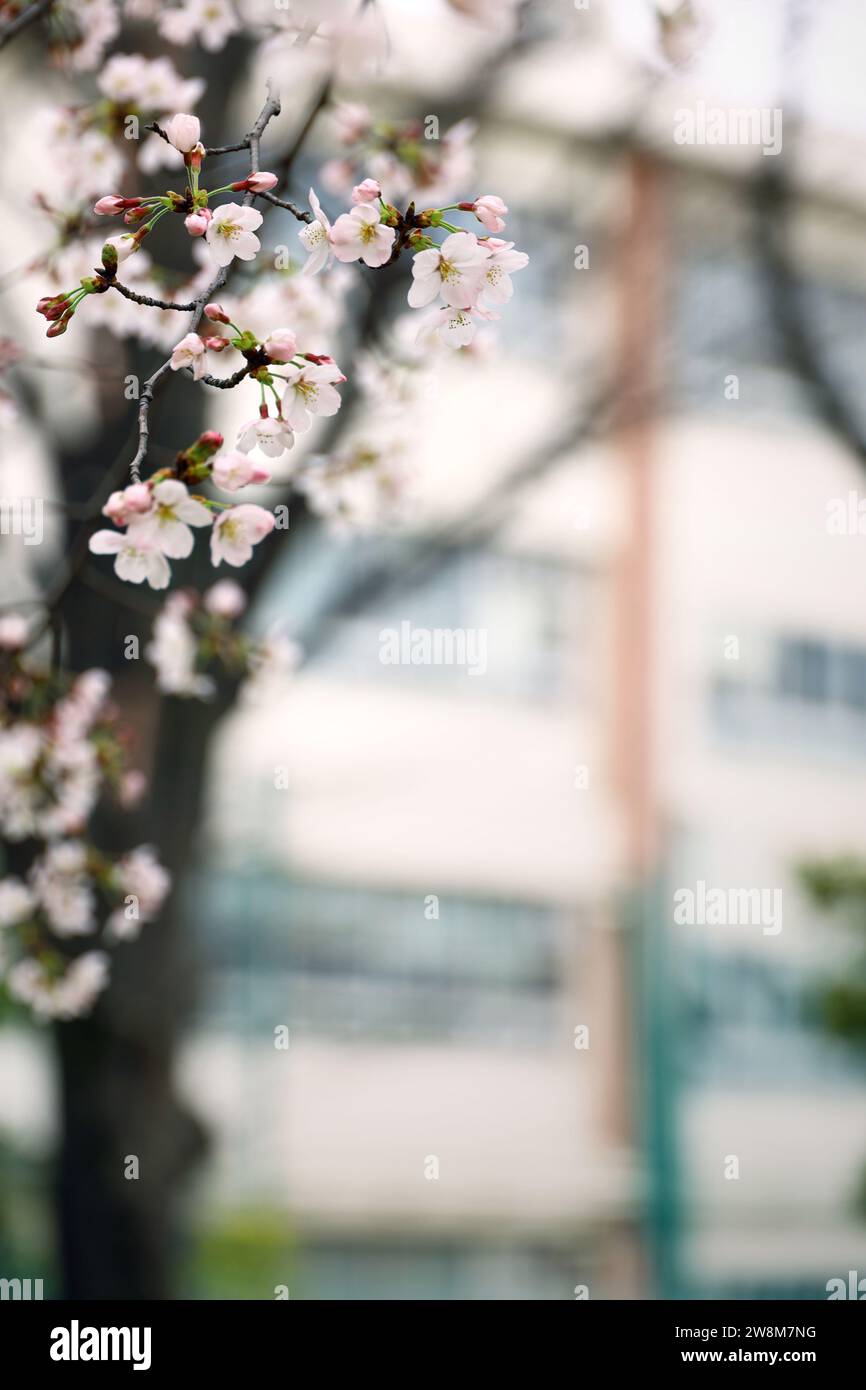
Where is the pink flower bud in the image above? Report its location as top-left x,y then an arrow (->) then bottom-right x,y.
185,210 -> 210,237
263,328 -> 298,363
204,579 -> 247,619
351,178 -> 381,205
236,171 -> 278,193
472,194 -> 508,233
164,112 -> 201,154
102,482 -> 151,526
0,613 -> 29,650
124,483 -> 152,513
250,462 -> 272,484
93,196 -> 128,216
119,770 -> 147,808
204,336 -> 229,351
205,303 -> 229,323
102,491 -> 128,524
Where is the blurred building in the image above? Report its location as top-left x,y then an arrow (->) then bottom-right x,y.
192,513 -> 640,1299
189,10 -> 866,1298
4,0 -> 866,1303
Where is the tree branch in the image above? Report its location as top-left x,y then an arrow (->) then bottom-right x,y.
255,189 -> 312,223
199,364 -> 253,389
0,0 -> 53,50
110,283 -> 198,313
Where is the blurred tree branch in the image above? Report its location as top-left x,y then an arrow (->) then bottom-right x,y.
0,0 -> 53,51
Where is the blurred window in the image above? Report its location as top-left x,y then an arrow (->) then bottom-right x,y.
776,638 -> 829,703
297,1240 -> 587,1301
193,873 -> 567,1046
306,544 -> 581,701
710,631 -> 866,752
675,946 -> 866,1086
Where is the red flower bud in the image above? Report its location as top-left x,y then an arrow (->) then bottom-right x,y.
37,296 -> 71,321
204,302 -> 230,323
46,311 -> 73,338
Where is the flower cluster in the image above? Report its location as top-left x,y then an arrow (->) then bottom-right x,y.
39,53 -> 204,194
0,666 -> 140,841
171,303 -> 346,453
35,111 -> 276,337
156,0 -> 239,51
88,431 -> 278,589
49,0 -> 121,72
0,837 -> 170,1020
297,435 -> 416,535
0,655 -> 170,1020
146,583 -> 299,701
299,183 -> 528,348
321,104 -> 476,207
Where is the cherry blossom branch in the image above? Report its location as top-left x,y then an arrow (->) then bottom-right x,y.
127,81 -> 282,483
0,0 -> 53,50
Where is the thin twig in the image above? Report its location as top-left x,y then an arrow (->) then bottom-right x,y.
255,189 -> 312,223
203,139 -> 251,157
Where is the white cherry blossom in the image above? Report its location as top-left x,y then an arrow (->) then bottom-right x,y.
298,189 -> 333,275
408,231 -> 488,309
210,505 -> 275,567
8,951 -> 110,1021
88,529 -> 171,589
281,360 -> 345,433
0,878 -> 36,928
170,332 -> 209,379
127,479 -> 212,559
236,416 -> 295,458
205,203 -> 263,267
478,237 -> 529,309
330,205 -> 395,268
